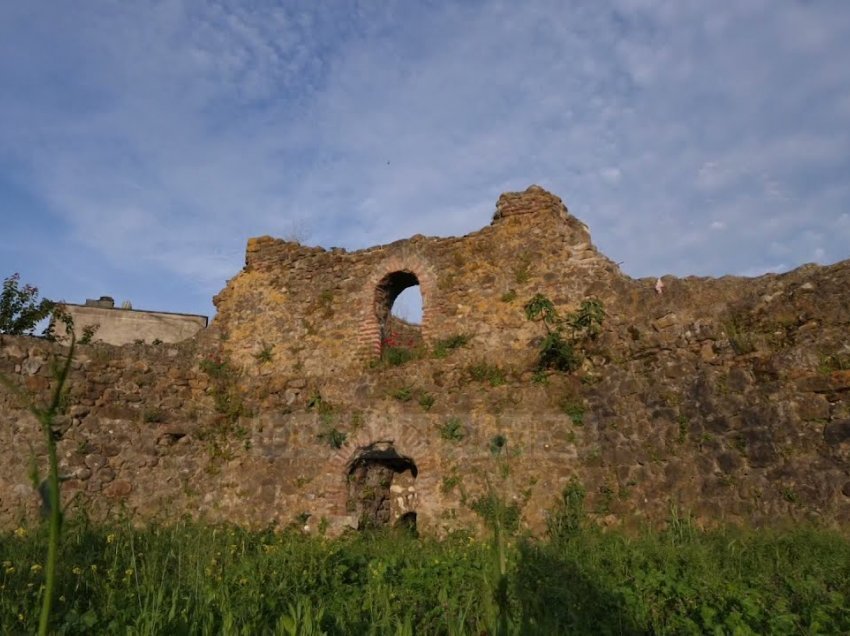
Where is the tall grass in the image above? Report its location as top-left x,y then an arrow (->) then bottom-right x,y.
1,515 -> 848,634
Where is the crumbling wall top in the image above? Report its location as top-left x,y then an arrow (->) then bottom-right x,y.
492,184 -> 569,221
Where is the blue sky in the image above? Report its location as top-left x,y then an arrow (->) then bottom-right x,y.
1,0 -> 849,320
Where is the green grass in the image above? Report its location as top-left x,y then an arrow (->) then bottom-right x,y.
1,518 -> 848,634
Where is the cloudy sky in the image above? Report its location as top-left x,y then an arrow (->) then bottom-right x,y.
1,0 -> 849,320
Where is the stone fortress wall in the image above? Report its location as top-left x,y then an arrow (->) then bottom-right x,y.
1,186 -> 848,535
53,296 -> 208,345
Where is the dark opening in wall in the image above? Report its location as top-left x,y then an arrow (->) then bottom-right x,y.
375,270 -> 423,353
346,442 -> 417,530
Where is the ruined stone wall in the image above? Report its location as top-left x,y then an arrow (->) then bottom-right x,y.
212,186 -> 622,375
0,186 -> 848,535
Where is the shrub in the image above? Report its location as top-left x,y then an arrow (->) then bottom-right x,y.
524,294 -> 604,373
538,331 -> 580,372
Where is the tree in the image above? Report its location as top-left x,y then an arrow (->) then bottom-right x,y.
0,273 -> 55,335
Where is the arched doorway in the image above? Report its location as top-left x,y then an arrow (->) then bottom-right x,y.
346,442 -> 418,530
375,271 -> 423,356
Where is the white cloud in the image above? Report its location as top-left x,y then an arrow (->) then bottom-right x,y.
1,0 -> 849,315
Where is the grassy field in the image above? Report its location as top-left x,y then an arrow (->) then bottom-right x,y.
1,508 -> 848,635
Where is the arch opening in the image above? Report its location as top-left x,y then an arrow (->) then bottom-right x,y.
375,270 -> 423,357
346,442 -> 418,530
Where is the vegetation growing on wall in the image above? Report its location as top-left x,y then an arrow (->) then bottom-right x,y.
524,294 -> 604,372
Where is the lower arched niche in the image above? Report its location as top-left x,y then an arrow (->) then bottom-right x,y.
345,441 -> 417,531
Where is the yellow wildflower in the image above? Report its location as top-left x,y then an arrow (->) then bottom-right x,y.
106,533 -> 116,544
72,566 -> 82,575
14,527 -> 27,539
30,564 -> 42,574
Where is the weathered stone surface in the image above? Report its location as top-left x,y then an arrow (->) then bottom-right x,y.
824,420 -> 850,446
103,480 -> 133,498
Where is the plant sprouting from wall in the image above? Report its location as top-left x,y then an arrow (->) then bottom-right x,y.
199,354 -> 245,423
524,294 -> 605,372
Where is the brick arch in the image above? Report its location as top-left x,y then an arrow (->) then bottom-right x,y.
357,252 -> 439,360
325,419 -> 439,523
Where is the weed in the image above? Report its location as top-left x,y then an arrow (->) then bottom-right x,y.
818,352 -> 850,374
513,252 -> 533,284
468,362 -> 506,387
560,398 -> 585,426
596,484 -> 615,514
440,418 -> 465,442
725,316 -> 757,355
391,386 -> 413,402
432,334 -> 470,358
441,474 -> 461,494
317,426 -> 347,449
547,478 -> 586,541
318,289 -> 334,318
781,487 -> 799,504
254,343 -> 273,364
380,346 -> 418,367
489,434 -> 507,456
418,392 -> 435,411
500,289 -> 518,303
677,415 -> 689,443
